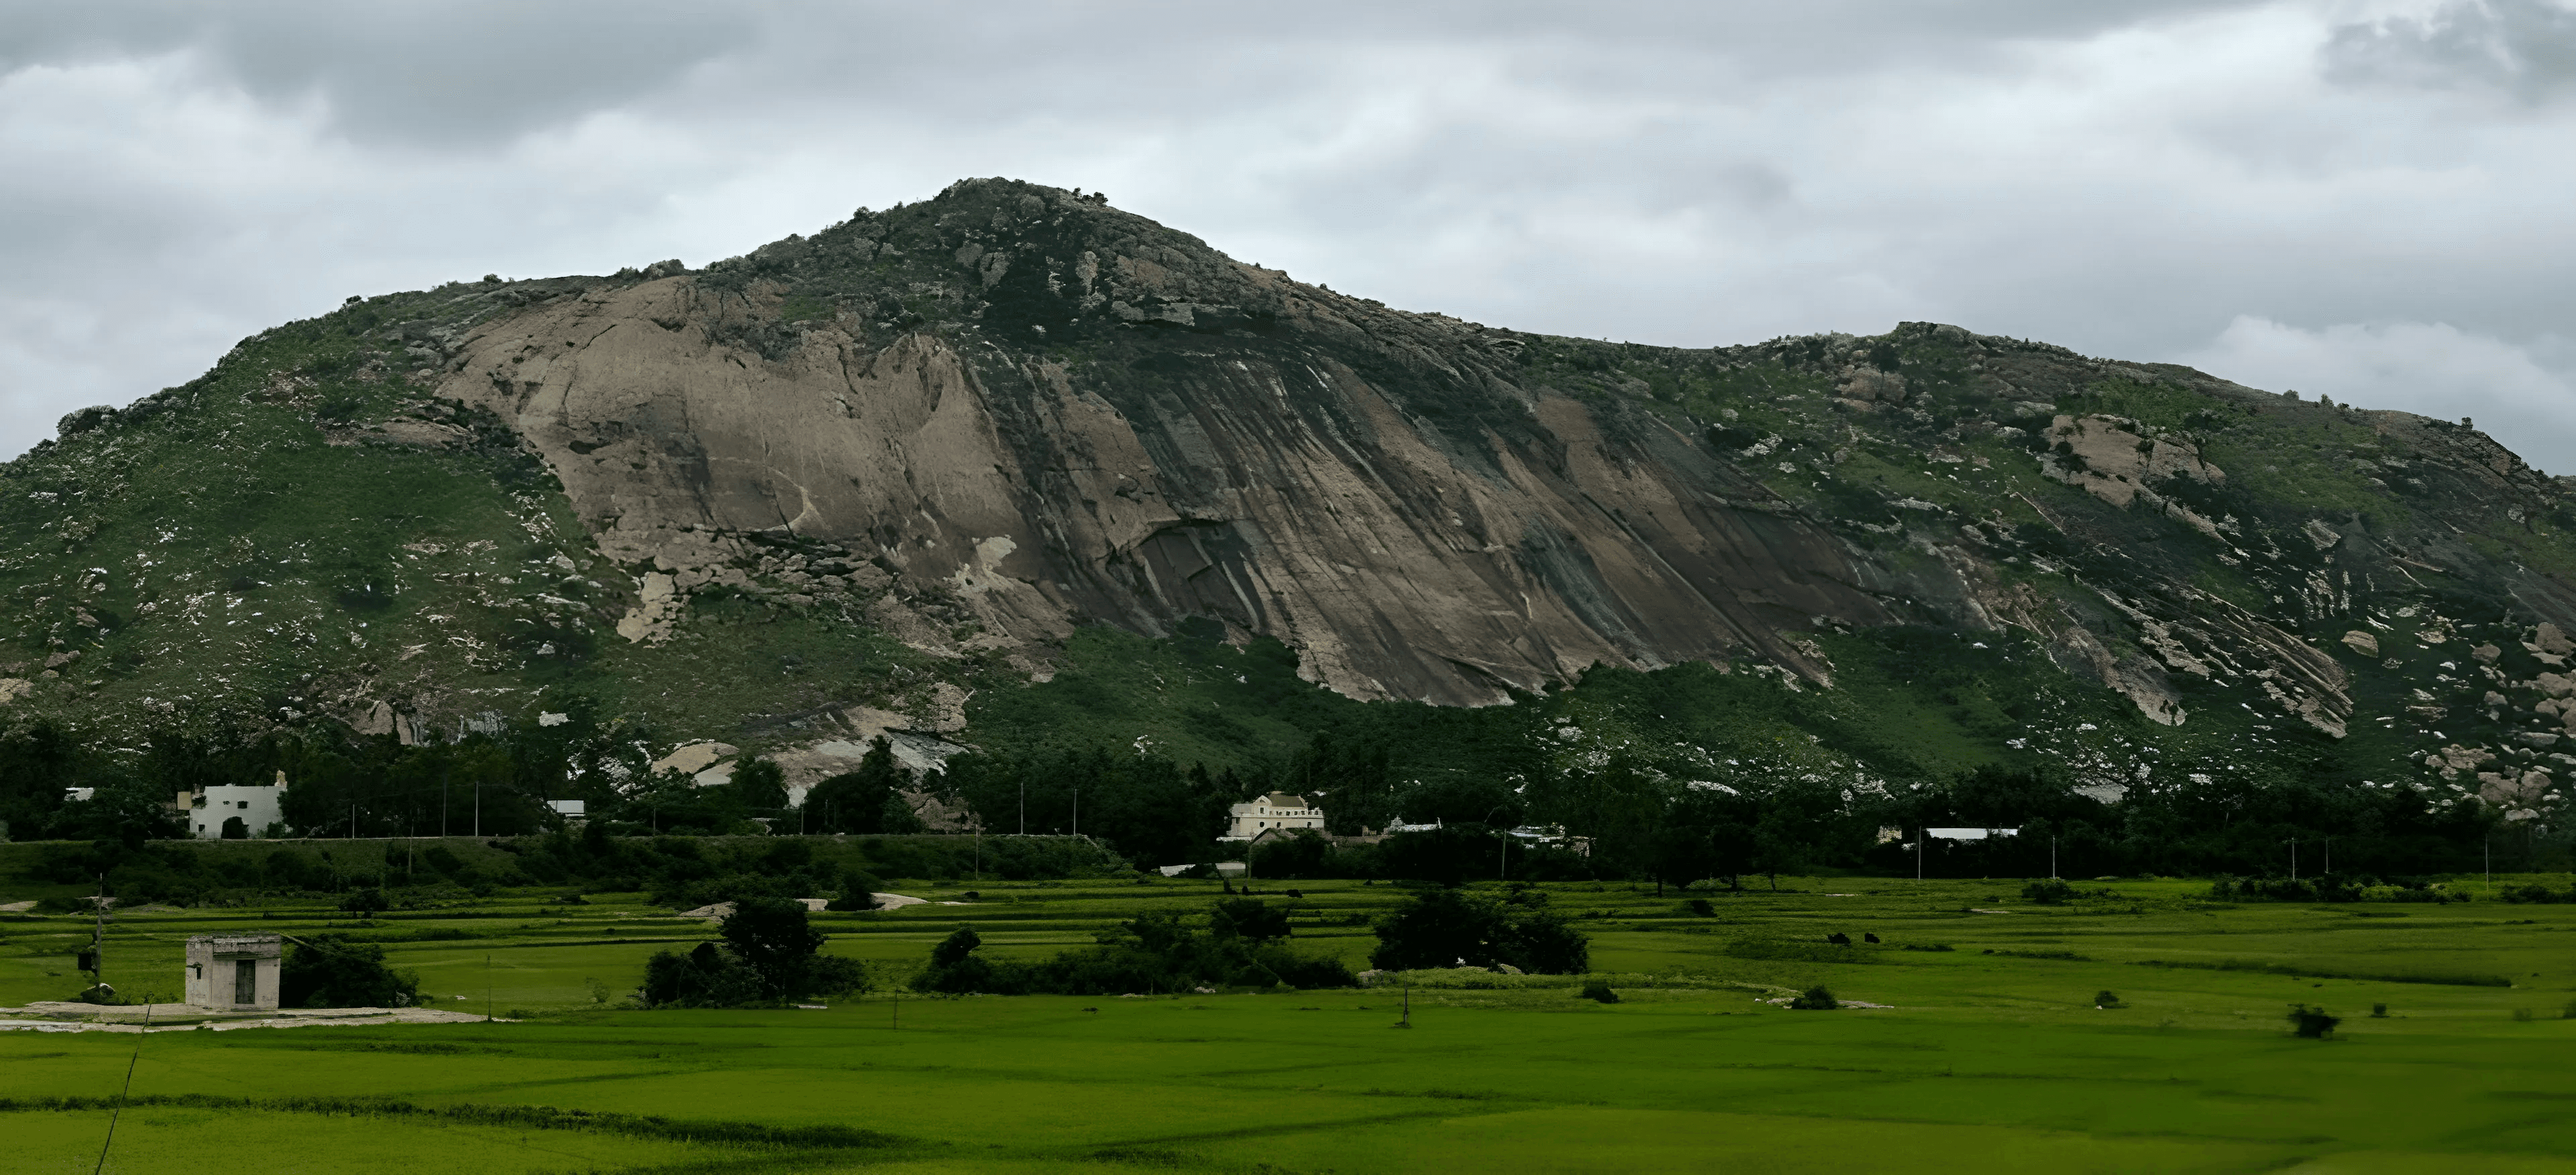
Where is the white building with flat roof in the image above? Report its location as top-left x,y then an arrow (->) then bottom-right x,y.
180,770 -> 288,839
1220,792 -> 1325,841
184,934 -> 282,1011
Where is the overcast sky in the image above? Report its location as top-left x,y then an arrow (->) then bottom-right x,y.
4,1 -> 2573,469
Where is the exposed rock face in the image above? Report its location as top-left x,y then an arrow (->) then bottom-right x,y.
441,245 -> 1894,703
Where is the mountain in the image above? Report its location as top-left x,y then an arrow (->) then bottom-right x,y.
4,176 -> 2571,836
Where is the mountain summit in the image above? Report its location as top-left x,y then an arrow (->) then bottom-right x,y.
6,178 -> 2574,825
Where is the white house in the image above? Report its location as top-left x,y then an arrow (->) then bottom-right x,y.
1220,792 -> 1325,841
184,934 -> 282,1011
180,770 -> 288,839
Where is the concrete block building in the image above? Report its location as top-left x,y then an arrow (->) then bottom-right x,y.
179,770 -> 288,839
185,934 -> 283,1011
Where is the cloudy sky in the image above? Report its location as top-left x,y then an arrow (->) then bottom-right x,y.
3,1 -> 2573,468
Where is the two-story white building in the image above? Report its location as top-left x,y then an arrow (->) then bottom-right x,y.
1220,792 -> 1325,841
178,770 -> 288,839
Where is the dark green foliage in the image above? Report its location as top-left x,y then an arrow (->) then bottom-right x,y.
826,868 -> 883,911
914,903 -> 1355,995
337,888 -> 388,917
2023,878 -> 2077,905
1788,986 -> 1839,1011
643,942 -> 759,1007
718,897 -> 828,999
1208,897 -> 1292,945
0,1094 -> 913,1152
942,744 -> 1230,866
2288,1005 -> 2342,1038
731,758 -> 788,809
2094,990 -> 2125,1009
280,935 -> 421,1009
1369,887 -> 1589,974
1247,829 -> 1333,879
2372,1003 -> 2390,1018
641,900 -> 865,1007
802,738 -> 921,835
1580,979 -> 1619,1004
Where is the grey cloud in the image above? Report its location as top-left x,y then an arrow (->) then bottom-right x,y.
7,1 -> 2576,472
2324,0 -> 2576,99
0,0 -> 752,144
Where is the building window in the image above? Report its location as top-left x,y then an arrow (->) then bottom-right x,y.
234,959 -> 257,1005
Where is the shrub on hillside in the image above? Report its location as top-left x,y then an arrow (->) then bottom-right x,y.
2287,1005 -> 2341,1039
1788,986 -> 1838,1011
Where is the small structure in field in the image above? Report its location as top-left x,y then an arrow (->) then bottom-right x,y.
185,935 -> 283,1011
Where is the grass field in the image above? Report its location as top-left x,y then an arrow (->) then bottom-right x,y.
7,864 -> 2576,1172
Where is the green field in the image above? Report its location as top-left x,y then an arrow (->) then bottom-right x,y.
7,866 -> 2576,1172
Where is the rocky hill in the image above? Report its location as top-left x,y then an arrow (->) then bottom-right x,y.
5,177 -> 2573,836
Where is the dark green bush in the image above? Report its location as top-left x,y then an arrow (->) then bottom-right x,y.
1580,979 -> 1619,1004
2021,878 -> 2076,905
1788,986 -> 1838,1011
2287,1005 -> 2341,1038
914,903 -> 1354,995
1369,888 -> 1588,974
280,936 -> 421,1009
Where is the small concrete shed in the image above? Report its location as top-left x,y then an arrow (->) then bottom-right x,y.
185,935 -> 284,1011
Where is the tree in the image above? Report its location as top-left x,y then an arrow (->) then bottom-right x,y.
915,926 -> 999,993
718,897 -> 828,999
280,935 -> 421,1008
1788,986 -> 1838,1010
1247,830 -> 1332,879
732,758 -> 788,810
804,737 -> 912,834
1369,887 -> 1589,974
1210,897 -> 1292,945
643,941 -> 759,1007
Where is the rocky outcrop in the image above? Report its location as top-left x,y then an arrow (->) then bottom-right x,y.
439,248 -> 1894,704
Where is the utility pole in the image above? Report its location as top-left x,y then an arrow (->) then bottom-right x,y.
473,780 -> 481,839
2050,835 -> 2057,880
83,873 -> 106,992
1071,781 -> 1079,837
2322,836 -> 2330,875
485,954 -> 493,1022
2288,839 -> 2297,882
1018,778 -> 1024,835
1916,828 -> 1924,881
